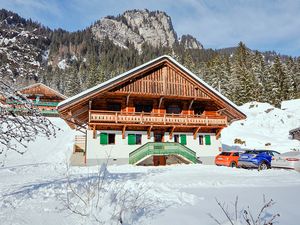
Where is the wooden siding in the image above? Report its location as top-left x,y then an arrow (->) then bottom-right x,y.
111,65 -> 210,99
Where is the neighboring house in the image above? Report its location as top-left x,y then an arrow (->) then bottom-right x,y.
5,83 -> 66,117
290,127 -> 300,141
58,55 -> 246,166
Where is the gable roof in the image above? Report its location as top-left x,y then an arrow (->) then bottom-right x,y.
20,83 -> 67,100
58,55 -> 246,119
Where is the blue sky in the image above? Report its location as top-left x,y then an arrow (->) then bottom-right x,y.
1,0 -> 300,56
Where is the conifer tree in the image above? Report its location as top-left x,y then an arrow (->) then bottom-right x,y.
65,66 -> 81,97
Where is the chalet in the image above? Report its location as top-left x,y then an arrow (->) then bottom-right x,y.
5,83 -> 66,117
58,55 -> 246,166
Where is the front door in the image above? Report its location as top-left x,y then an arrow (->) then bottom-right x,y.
153,131 -> 166,166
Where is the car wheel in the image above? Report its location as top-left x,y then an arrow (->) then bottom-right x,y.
258,162 -> 268,171
230,162 -> 237,168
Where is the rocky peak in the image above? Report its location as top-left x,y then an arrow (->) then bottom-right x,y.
180,35 -> 203,49
91,9 -> 202,52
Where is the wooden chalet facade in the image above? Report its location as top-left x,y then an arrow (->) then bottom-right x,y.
58,55 -> 246,166
6,83 -> 66,116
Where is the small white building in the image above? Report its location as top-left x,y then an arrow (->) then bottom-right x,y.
58,55 -> 246,166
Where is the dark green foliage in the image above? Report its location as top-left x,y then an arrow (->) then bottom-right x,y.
2,8 -> 299,106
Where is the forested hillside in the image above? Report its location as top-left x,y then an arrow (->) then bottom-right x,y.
1,9 -> 299,107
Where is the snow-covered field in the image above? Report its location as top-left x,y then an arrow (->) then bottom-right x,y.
1,100 -> 300,225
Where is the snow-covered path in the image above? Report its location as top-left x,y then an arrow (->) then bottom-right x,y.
1,100 -> 300,224
1,163 -> 300,225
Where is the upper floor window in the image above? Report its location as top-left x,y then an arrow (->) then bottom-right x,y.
108,103 -> 121,111
166,104 -> 182,114
135,104 -> 153,113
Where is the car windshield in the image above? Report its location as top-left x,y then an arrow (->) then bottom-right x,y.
220,152 -> 231,156
244,150 -> 260,154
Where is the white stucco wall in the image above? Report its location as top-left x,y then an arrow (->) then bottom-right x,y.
86,130 -> 221,164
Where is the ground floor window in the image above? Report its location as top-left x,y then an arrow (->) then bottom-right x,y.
128,134 -> 142,145
174,134 -> 179,143
199,135 -> 204,145
100,133 -> 115,145
108,133 -> 115,144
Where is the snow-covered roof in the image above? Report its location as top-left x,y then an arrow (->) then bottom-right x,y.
20,83 -> 67,99
58,55 -> 245,117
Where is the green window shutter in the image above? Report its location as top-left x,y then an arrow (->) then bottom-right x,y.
100,133 -> 108,145
205,135 -> 211,145
128,134 -> 136,145
180,134 -> 187,145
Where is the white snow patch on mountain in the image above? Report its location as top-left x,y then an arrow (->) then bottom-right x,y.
57,59 -> 68,69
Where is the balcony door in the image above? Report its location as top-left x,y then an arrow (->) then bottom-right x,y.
154,131 -> 164,142
153,131 -> 166,166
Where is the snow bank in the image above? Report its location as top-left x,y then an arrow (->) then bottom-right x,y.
221,100 -> 300,152
2,118 -> 77,166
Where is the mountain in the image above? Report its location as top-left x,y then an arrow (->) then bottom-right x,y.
91,9 -> 202,52
0,9 -> 51,83
0,8 -> 299,107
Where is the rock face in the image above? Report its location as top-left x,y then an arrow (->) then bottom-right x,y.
91,9 -> 202,51
180,35 -> 203,49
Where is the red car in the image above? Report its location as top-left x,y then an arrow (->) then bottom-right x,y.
215,151 -> 240,167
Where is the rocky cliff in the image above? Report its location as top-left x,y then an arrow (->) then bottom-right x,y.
91,9 -> 202,52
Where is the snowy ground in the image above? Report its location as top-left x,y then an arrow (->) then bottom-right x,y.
221,100 -> 300,152
1,100 -> 300,224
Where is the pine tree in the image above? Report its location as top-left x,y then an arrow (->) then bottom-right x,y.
65,66 -> 81,97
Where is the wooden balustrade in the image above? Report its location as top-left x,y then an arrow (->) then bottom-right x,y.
89,110 -> 227,126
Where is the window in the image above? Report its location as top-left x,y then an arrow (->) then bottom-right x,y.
193,106 -> 204,115
174,134 -> 179,143
180,134 -> 187,145
199,135 -> 204,145
100,133 -> 115,145
128,134 -> 142,145
205,135 -> 211,145
135,104 -> 153,113
220,152 -> 231,156
166,104 -> 182,114
233,152 -> 239,156
108,134 -> 115,144
108,103 -> 121,111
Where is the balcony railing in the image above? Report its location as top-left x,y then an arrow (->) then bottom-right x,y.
89,110 -> 227,126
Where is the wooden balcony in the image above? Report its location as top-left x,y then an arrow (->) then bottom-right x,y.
89,110 -> 227,127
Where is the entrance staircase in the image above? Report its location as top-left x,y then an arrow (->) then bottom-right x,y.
129,142 -> 198,165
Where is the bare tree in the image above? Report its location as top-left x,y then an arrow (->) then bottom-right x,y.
0,80 -> 57,165
209,195 -> 280,225
60,160 -> 161,225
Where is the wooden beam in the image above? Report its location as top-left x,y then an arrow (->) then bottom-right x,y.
122,125 -> 126,139
147,126 -> 152,139
158,97 -> 164,108
126,94 -> 131,106
216,128 -> 223,140
188,99 -> 194,110
89,100 -> 92,110
169,126 -> 176,140
193,126 -> 201,139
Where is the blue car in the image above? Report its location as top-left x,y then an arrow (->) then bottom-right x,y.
238,150 -> 280,170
